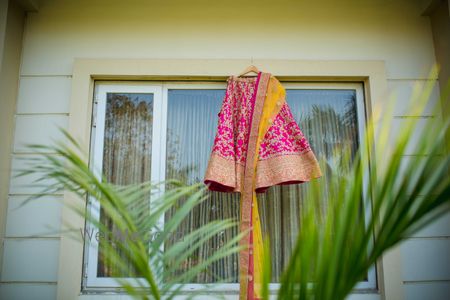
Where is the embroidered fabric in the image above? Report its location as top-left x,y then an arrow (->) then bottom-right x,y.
204,74 -> 322,193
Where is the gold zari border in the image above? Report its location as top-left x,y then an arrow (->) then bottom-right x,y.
204,151 -> 322,193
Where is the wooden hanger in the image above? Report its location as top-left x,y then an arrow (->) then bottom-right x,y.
238,65 -> 260,77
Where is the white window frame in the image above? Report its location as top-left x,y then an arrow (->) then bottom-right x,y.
85,82 -> 163,288
84,81 -> 376,293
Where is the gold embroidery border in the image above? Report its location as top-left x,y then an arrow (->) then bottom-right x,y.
203,150 -> 322,193
203,153 -> 243,192
255,151 -> 322,191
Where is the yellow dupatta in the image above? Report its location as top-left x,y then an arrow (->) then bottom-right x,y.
240,75 -> 286,299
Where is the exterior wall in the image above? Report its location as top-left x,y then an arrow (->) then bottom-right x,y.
402,2 -> 450,299
0,0 -> 25,296
0,0 -> 9,69
0,0 -> 448,299
428,0 -> 450,150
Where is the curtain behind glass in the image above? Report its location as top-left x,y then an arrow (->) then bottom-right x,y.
165,89 -> 240,283
98,92 -> 153,277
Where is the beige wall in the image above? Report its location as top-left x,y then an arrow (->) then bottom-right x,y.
1,0 -> 449,299
21,0 -> 437,79
429,0 -> 450,149
0,0 -> 9,70
0,0 -> 25,290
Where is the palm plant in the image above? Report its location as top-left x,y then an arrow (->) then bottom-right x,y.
270,68 -> 450,299
15,131 -> 245,299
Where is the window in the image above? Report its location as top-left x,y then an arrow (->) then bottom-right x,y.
84,81 -> 375,291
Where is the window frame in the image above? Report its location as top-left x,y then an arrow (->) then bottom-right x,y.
84,80 -> 376,293
85,82 -> 163,288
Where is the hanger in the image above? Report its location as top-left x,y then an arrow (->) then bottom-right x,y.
238,65 -> 260,77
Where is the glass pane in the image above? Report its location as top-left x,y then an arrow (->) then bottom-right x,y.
165,89 -> 240,283
97,92 -> 153,277
258,89 -> 360,281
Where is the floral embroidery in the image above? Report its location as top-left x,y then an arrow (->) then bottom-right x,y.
258,103 -> 312,160
205,74 -> 321,193
212,76 -> 257,165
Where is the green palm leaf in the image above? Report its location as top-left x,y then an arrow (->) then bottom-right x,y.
14,128 -> 243,300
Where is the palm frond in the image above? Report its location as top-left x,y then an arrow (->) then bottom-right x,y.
16,127 -> 243,300
277,65 -> 450,300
